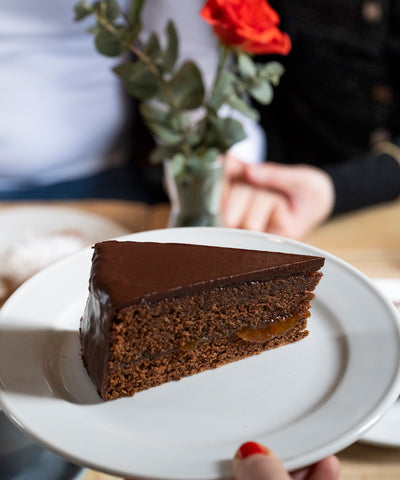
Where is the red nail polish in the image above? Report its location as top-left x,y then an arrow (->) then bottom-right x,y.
238,441 -> 270,459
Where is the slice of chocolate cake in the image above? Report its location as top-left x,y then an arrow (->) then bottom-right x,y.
80,240 -> 324,401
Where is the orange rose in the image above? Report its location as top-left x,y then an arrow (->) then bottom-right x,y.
200,0 -> 291,55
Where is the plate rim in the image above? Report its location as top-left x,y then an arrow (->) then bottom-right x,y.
0,227 -> 400,478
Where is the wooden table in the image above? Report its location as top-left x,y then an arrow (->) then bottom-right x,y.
2,198 -> 400,479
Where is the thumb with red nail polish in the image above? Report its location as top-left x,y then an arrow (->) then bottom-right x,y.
233,441 -> 340,480
234,442 -> 291,480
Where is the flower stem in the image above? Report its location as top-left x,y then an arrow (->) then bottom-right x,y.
216,43 -> 230,81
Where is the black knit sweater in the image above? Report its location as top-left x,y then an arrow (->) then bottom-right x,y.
257,0 -> 400,213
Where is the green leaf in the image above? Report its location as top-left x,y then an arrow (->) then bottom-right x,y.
114,62 -> 160,100
169,153 -> 187,177
104,0 -> 120,20
259,61 -> 285,86
227,94 -> 260,121
139,102 -> 170,124
185,129 -> 202,147
146,122 -> 182,145
88,24 -> 101,35
74,2 -> 92,21
208,71 -> 236,111
206,116 -> 246,151
95,27 -> 125,56
183,150 -> 222,177
202,148 -> 219,164
144,32 -> 161,61
186,155 -> 209,175
124,0 -> 144,43
127,0 -> 146,24
218,117 -> 247,149
168,111 -> 190,132
149,145 -> 178,164
238,52 -> 257,79
168,61 -> 205,110
91,0 -> 119,20
92,1 -> 105,17
181,117 -> 206,147
248,79 -> 273,105
162,21 -> 178,73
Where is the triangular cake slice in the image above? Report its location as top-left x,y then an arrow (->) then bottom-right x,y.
80,241 -> 325,400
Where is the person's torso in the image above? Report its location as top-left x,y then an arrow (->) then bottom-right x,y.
263,0 -> 400,165
0,0 -> 129,189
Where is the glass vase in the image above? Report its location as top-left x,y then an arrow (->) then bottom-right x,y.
164,158 -> 224,228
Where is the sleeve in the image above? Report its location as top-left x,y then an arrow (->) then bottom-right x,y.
323,151 -> 400,215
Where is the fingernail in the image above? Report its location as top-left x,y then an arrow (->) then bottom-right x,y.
236,441 -> 270,460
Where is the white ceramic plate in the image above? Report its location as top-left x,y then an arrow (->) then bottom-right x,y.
0,227 -> 399,480
360,278 -> 400,447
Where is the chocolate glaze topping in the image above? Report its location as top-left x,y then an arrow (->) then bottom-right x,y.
90,241 -> 325,307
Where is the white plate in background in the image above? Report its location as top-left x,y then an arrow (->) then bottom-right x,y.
360,278 -> 400,447
0,205 -> 129,254
0,205 -> 129,304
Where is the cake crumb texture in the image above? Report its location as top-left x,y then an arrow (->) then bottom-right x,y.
101,273 -> 320,400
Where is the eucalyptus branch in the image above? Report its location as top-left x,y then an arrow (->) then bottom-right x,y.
127,44 -> 163,81
128,44 -> 184,114
94,11 -> 181,114
75,0 -> 283,169
94,14 -> 121,36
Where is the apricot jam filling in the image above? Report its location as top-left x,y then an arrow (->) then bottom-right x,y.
180,340 -> 199,351
237,313 -> 309,343
177,312 -> 310,352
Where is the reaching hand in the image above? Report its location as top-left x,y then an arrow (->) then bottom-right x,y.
222,155 -> 335,239
234,442 -> 340,480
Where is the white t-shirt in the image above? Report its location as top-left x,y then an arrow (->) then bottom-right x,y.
0,0 -> 265,191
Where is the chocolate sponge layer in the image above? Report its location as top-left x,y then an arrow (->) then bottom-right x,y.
83,271 -> 321,400
105,318 -> 309,400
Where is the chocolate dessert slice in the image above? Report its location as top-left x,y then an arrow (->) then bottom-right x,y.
80,240 -> 324,400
